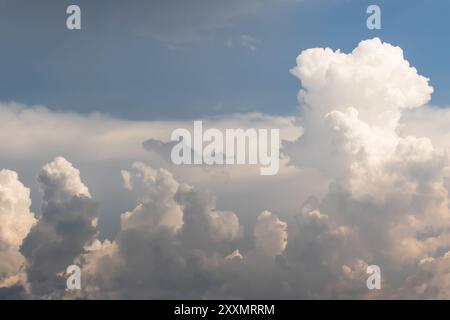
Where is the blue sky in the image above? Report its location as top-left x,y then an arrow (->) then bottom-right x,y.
0,0 -> 449,120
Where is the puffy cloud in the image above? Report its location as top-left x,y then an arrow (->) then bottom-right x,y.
0,170 -> 36,288
20,157 -> 99,296
175,183 -> 243,250
77,163 -> 296,299
399,105 -> 450,152
78,162 -> 247,298
38,157 -> 91,200
254,211 -> 288,256
283,38 -> 450,298
120,162 -> 183,233
399,252 -> 450,299
290,37 -> 433,128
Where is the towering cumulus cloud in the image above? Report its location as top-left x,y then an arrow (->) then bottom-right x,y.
20,157 -> 99,297
285,38 -> 450,298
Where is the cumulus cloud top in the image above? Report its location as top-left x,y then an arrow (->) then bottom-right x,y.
291,38 -> 433,128
120,162 -> 183,233
38,156 -> 91,199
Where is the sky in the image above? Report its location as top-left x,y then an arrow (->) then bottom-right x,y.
2,0 -> 450,300
0,0 -> 449,120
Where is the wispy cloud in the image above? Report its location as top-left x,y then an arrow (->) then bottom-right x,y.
241,34 -> 261,51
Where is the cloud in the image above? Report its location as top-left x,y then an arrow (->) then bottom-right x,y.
75,161 -> 296,299
0,104 -> 300,163
80,162 -> 259,299
3,37 -> 450,299
0,170 -> 36,288
20,157 -> 99,297
290,38 -> 432,128
0,101 -> 305,250
399,253 -> 450,299
282,37 -> 450,298
254,211 -> 288,256
120,162 -> 183,233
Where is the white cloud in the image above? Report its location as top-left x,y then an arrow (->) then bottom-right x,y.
120,163 -> 183,233
254,211 -> 288,256
284,38 -> 450,297
0,170 -> 36,288
290,38 -> 433,128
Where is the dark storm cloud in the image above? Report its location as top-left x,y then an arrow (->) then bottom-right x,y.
0,284 -> 29,300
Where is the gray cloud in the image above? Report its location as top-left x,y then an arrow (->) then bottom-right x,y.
20,157 -> 99,297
